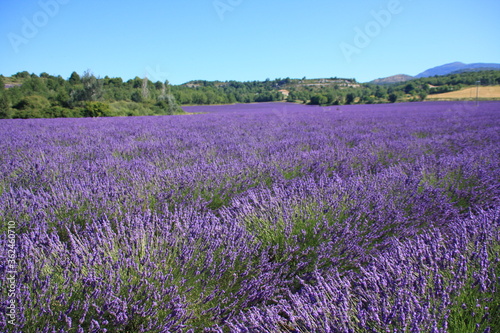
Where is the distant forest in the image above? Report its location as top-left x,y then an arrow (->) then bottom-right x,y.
1,70 -> 499,119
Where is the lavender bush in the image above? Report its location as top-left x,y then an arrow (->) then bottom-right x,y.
0,101 -> 499,332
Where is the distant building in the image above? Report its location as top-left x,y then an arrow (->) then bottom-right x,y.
278,89 -> 290,98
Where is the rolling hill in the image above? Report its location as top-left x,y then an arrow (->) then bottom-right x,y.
369,74 -> 414,85
370,62 -> 500,85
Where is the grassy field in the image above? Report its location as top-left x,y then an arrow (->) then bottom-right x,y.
427,85 -> 500,100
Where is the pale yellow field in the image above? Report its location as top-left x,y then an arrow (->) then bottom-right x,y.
427,86 -> 500,100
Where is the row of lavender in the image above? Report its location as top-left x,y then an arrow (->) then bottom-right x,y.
0,101 -> 499,331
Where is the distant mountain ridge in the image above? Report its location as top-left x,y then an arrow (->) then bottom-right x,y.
415,62 -> 500,78
370,62 -> 500,85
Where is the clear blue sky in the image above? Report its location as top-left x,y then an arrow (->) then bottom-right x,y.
1,0 -> 499,84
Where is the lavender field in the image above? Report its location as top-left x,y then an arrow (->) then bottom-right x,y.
1,101 -> 499,332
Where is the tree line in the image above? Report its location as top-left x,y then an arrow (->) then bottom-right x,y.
307,70 -> 500,106
0,70 -> 184,119
1,70 -> 499,119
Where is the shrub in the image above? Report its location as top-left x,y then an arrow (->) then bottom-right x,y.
0,93 -> 12,119
12,95 -> 51,118
83,101 -> 112,117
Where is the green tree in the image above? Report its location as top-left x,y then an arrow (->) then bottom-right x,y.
54,88 -> 71,107
345,93 -> 356,105
21,76 -> 49,96
83,101 -> 111,117
13,71 -> 30,79
132,77 -> 143,89
13,95 -> 51,118
375,86 -> 387,99
418,90 -> 428,101
404,83 -> 416,95
131,91 -> 143,103
71,70 -> 103,103
192,92 -> 208,104
310,94 -> 328,105
107,77 -> 123,87
14,95 -> 50,110
46,76 -> 65,91
48,106 -> 79,118
0,93 -> 12,119
81,70 -> 103,101
388,93 -> 399,103
156,80 -> 183,114
69,71 -> 81,85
